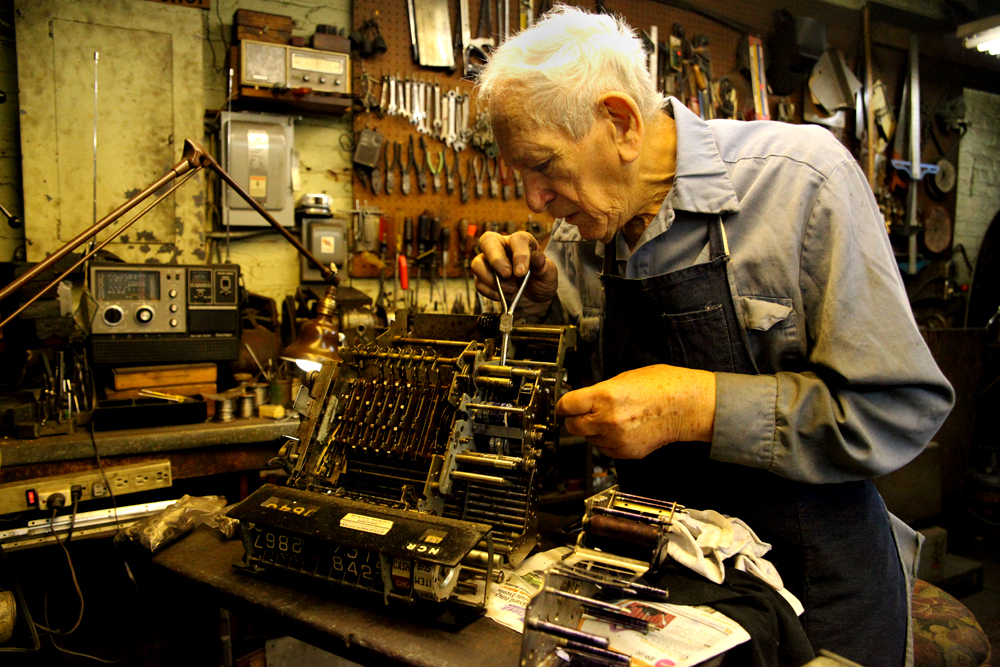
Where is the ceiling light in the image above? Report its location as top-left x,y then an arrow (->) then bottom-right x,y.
958,15 -> 1000,56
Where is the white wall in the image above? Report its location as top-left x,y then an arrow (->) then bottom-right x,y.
955,88 -> 1000,275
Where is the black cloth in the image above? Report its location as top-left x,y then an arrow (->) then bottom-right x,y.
646,563 -> 814,667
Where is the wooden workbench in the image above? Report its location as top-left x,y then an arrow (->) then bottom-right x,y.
0,417 -> 299,484
148,525 -> 523,667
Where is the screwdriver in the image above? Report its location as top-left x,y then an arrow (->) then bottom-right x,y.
429,217 -> 441,310
458,219 -> 476,311
404,217 -> 415,308
439,223 -> 450,309
417,212 -> 432,310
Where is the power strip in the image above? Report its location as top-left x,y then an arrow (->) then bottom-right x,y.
0,460 -> 172,515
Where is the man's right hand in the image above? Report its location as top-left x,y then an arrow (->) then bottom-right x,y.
471,231 -> 558,315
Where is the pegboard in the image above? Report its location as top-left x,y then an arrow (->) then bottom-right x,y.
349,0 -> 864,280
349,0 -> 541,281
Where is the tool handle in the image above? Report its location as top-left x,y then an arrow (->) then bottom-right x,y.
398,255 -> 409,290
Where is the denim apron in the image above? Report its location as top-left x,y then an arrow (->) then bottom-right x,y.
600,214 -> 907,667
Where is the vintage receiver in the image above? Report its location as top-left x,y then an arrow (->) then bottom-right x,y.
241,40 -> 351,95
229,310 -> 577,609
87,262 -> 241,364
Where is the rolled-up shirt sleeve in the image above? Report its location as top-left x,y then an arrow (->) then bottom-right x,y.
711,159 -> 955,483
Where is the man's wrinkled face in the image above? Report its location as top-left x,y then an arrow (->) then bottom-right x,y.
491,100 -> 630,244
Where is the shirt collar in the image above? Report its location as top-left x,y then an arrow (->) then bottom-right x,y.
666,97 -> 741,215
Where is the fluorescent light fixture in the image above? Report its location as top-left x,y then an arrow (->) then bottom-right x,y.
958,15 -> 1000,55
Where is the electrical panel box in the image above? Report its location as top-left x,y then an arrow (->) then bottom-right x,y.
301,218 -> 349,282
221,111 -> 294,228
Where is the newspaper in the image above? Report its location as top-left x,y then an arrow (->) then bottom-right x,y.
484,547 -> 750,667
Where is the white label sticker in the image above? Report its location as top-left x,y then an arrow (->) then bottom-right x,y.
248,175 -> 267,197
340,513 -> 393,535
320,235 -> 336,255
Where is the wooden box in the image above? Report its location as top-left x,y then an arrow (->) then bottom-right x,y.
233,9 -> 293,45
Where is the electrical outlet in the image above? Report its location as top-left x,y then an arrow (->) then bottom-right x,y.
37,488 -> 71,510
0,461 -> 173,515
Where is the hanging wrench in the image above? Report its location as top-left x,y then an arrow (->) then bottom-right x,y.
419,81 -> 431,135
432,84 -> 443,139
387,73 -> 398,116
445,90 -> 458,147
400,78 -> 411,121
378,74 -> 389,118
410,80 -> 422,127
455,94 -> 472,151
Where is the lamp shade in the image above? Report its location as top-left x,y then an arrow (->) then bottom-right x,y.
280,285 -> 341,371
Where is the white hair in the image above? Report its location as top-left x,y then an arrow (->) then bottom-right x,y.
476,5 -> 662,140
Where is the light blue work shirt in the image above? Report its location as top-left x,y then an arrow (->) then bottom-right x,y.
545,97 -> 955,486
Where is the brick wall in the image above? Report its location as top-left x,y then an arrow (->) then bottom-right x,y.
955,88 -> 1000,273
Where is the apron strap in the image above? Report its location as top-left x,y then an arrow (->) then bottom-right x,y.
707,214 -> 730,260
603,214 -> 731,277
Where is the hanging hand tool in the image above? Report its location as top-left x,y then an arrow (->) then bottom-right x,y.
455,94 -> 471,151
428,146 -> 445,193
371,145 -> 384,196
459,154 -> 471,204
519,0 -> 533,30
406,0 -> 420,63
495,269 -> 531,365
439,225 -> 451,308
385,142 -> 398,195
514,170 -> 524,199
399,77 -> 411,121
445,90 -> 458,147
445,149 -> 455,195
410,79 -> 423,129
460,0 -> 493,77
499,160 -> 513,200
402,136 -> 415,195
488,157 -> 500,198
416,137 -> 430,193
458,219 -> 476,309
473,154 -> 486,198
387,73 -> 398,116
404,217 -> 415,308
429,217 -> 441,308
432,83 -> 443,139
417,212 -> 433,308
378,73 -> 390,118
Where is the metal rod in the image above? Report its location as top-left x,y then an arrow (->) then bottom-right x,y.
465,403 -> 524,413
0,169 -> 200,330
225,67 -> 234,263
526,619 -> 610,649
394,337 -> 471,347
454,453 -> 523,469
450,470 -> 508,486
92,52 -> 99,248
204,152 -> 337,283
0,140 -> 207,310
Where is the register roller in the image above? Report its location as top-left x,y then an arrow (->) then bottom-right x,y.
229,310 -> 577,607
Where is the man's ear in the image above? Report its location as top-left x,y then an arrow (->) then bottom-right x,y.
598,92 -> 643,164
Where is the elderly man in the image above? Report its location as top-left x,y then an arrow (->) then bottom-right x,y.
471,6 -> 954,667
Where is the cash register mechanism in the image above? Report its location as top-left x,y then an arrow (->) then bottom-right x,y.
229,306 -> 580,607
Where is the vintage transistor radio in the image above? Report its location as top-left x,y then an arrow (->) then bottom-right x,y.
87,262 -> 241,364
229,310 -> 577,609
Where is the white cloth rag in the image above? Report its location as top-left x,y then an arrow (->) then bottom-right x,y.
660,509 -> 804,614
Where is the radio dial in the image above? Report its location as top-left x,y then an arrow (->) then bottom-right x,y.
102,306 -> 124,326
135,306 -> 154,325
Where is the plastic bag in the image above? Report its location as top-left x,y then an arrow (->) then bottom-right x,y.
115,495 -> 226,553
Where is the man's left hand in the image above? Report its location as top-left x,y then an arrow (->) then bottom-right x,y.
556,365 -> 717,459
